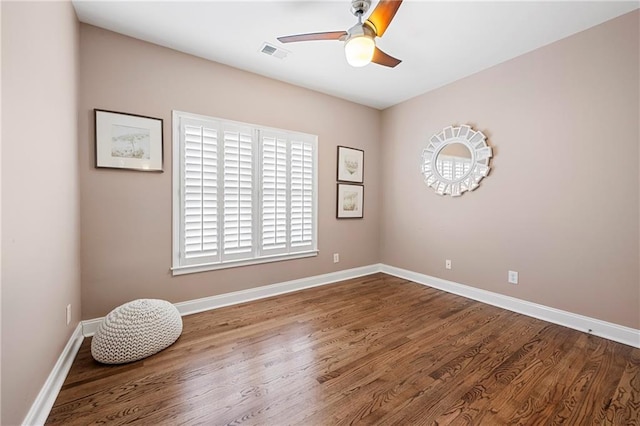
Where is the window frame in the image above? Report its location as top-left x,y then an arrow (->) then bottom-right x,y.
172,110 -> 318,276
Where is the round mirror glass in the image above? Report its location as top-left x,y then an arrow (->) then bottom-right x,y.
435,143 -> 472,181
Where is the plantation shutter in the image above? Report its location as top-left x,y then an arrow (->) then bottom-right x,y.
222,125 -> 253,259
437,156 -> 471,181
180,118 -> 219,265
290,139 -> 314,249
261,131 -> 288,254
437,157 -> 452,180
173,111 -> 317,275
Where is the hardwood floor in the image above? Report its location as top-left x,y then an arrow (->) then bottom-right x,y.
46,273 -> 639,425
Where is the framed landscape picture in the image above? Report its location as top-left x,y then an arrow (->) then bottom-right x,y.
95,109 -> 163,172
337,146 -> 364,183
337,183 -> 364,219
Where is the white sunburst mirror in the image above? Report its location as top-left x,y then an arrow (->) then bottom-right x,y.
421,125 -> 492,197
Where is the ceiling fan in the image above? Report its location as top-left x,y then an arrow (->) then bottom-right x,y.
277,0 -> 403,68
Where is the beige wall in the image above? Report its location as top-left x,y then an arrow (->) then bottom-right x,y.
79,25 -> 381,319
381,11 -> 640,329
1,2 -> 81,424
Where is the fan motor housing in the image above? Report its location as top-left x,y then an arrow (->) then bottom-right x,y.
350,0 -> 371,16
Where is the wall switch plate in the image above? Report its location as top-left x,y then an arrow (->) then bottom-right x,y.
333,253 -> 339,263
508,270 -> 519,284
66,304 -> 72,325
445,259 -> 452,270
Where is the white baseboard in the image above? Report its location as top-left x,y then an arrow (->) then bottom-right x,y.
22,323 -> 84,426
380,264 -> 640,348
81,317 -> 103,337
174,263 -> 383,316
83,262 -> 639,346
82,264 -> 383,337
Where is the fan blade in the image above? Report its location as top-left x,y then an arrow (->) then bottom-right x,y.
372,47 -> 402,67
366,0 -> 403,37
277,31 -> 347,43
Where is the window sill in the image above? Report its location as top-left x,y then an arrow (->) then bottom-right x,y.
171,250 -> 319,276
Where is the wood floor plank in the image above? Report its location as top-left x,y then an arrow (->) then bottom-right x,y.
604,349 -> 640,425
374,316 -> 549,425
538,336 -> 626,425
46,273 -> 640,425
430,323 -> 578,425
468,326 -> 584,424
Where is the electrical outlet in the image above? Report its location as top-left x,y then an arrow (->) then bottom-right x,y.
508,270 -> 519,284
333,253 -> 340,263
445,259 -> 452,270
66,304 -> 72,325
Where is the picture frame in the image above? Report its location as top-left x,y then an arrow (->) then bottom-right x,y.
95,109 -> 163,172
337,146 -> 364,183
337,183 -> 364,219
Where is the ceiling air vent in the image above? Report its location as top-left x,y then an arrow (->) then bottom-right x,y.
260,42 -> 289,59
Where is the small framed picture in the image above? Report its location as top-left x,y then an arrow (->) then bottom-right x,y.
95,109 -> 163,172
337,183 -> 364,219
337,146 -> 364,183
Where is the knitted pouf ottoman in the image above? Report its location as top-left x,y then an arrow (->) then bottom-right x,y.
91,299 -> 183,364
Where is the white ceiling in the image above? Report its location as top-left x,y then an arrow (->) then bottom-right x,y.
72,1 -> 638,110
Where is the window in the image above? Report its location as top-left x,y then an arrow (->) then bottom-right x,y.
435,155 -> 471,181
172,111 -> 318,275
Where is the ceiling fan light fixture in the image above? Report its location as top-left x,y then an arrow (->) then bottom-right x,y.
344,34 -> 375,67
277,0 -> 403,68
